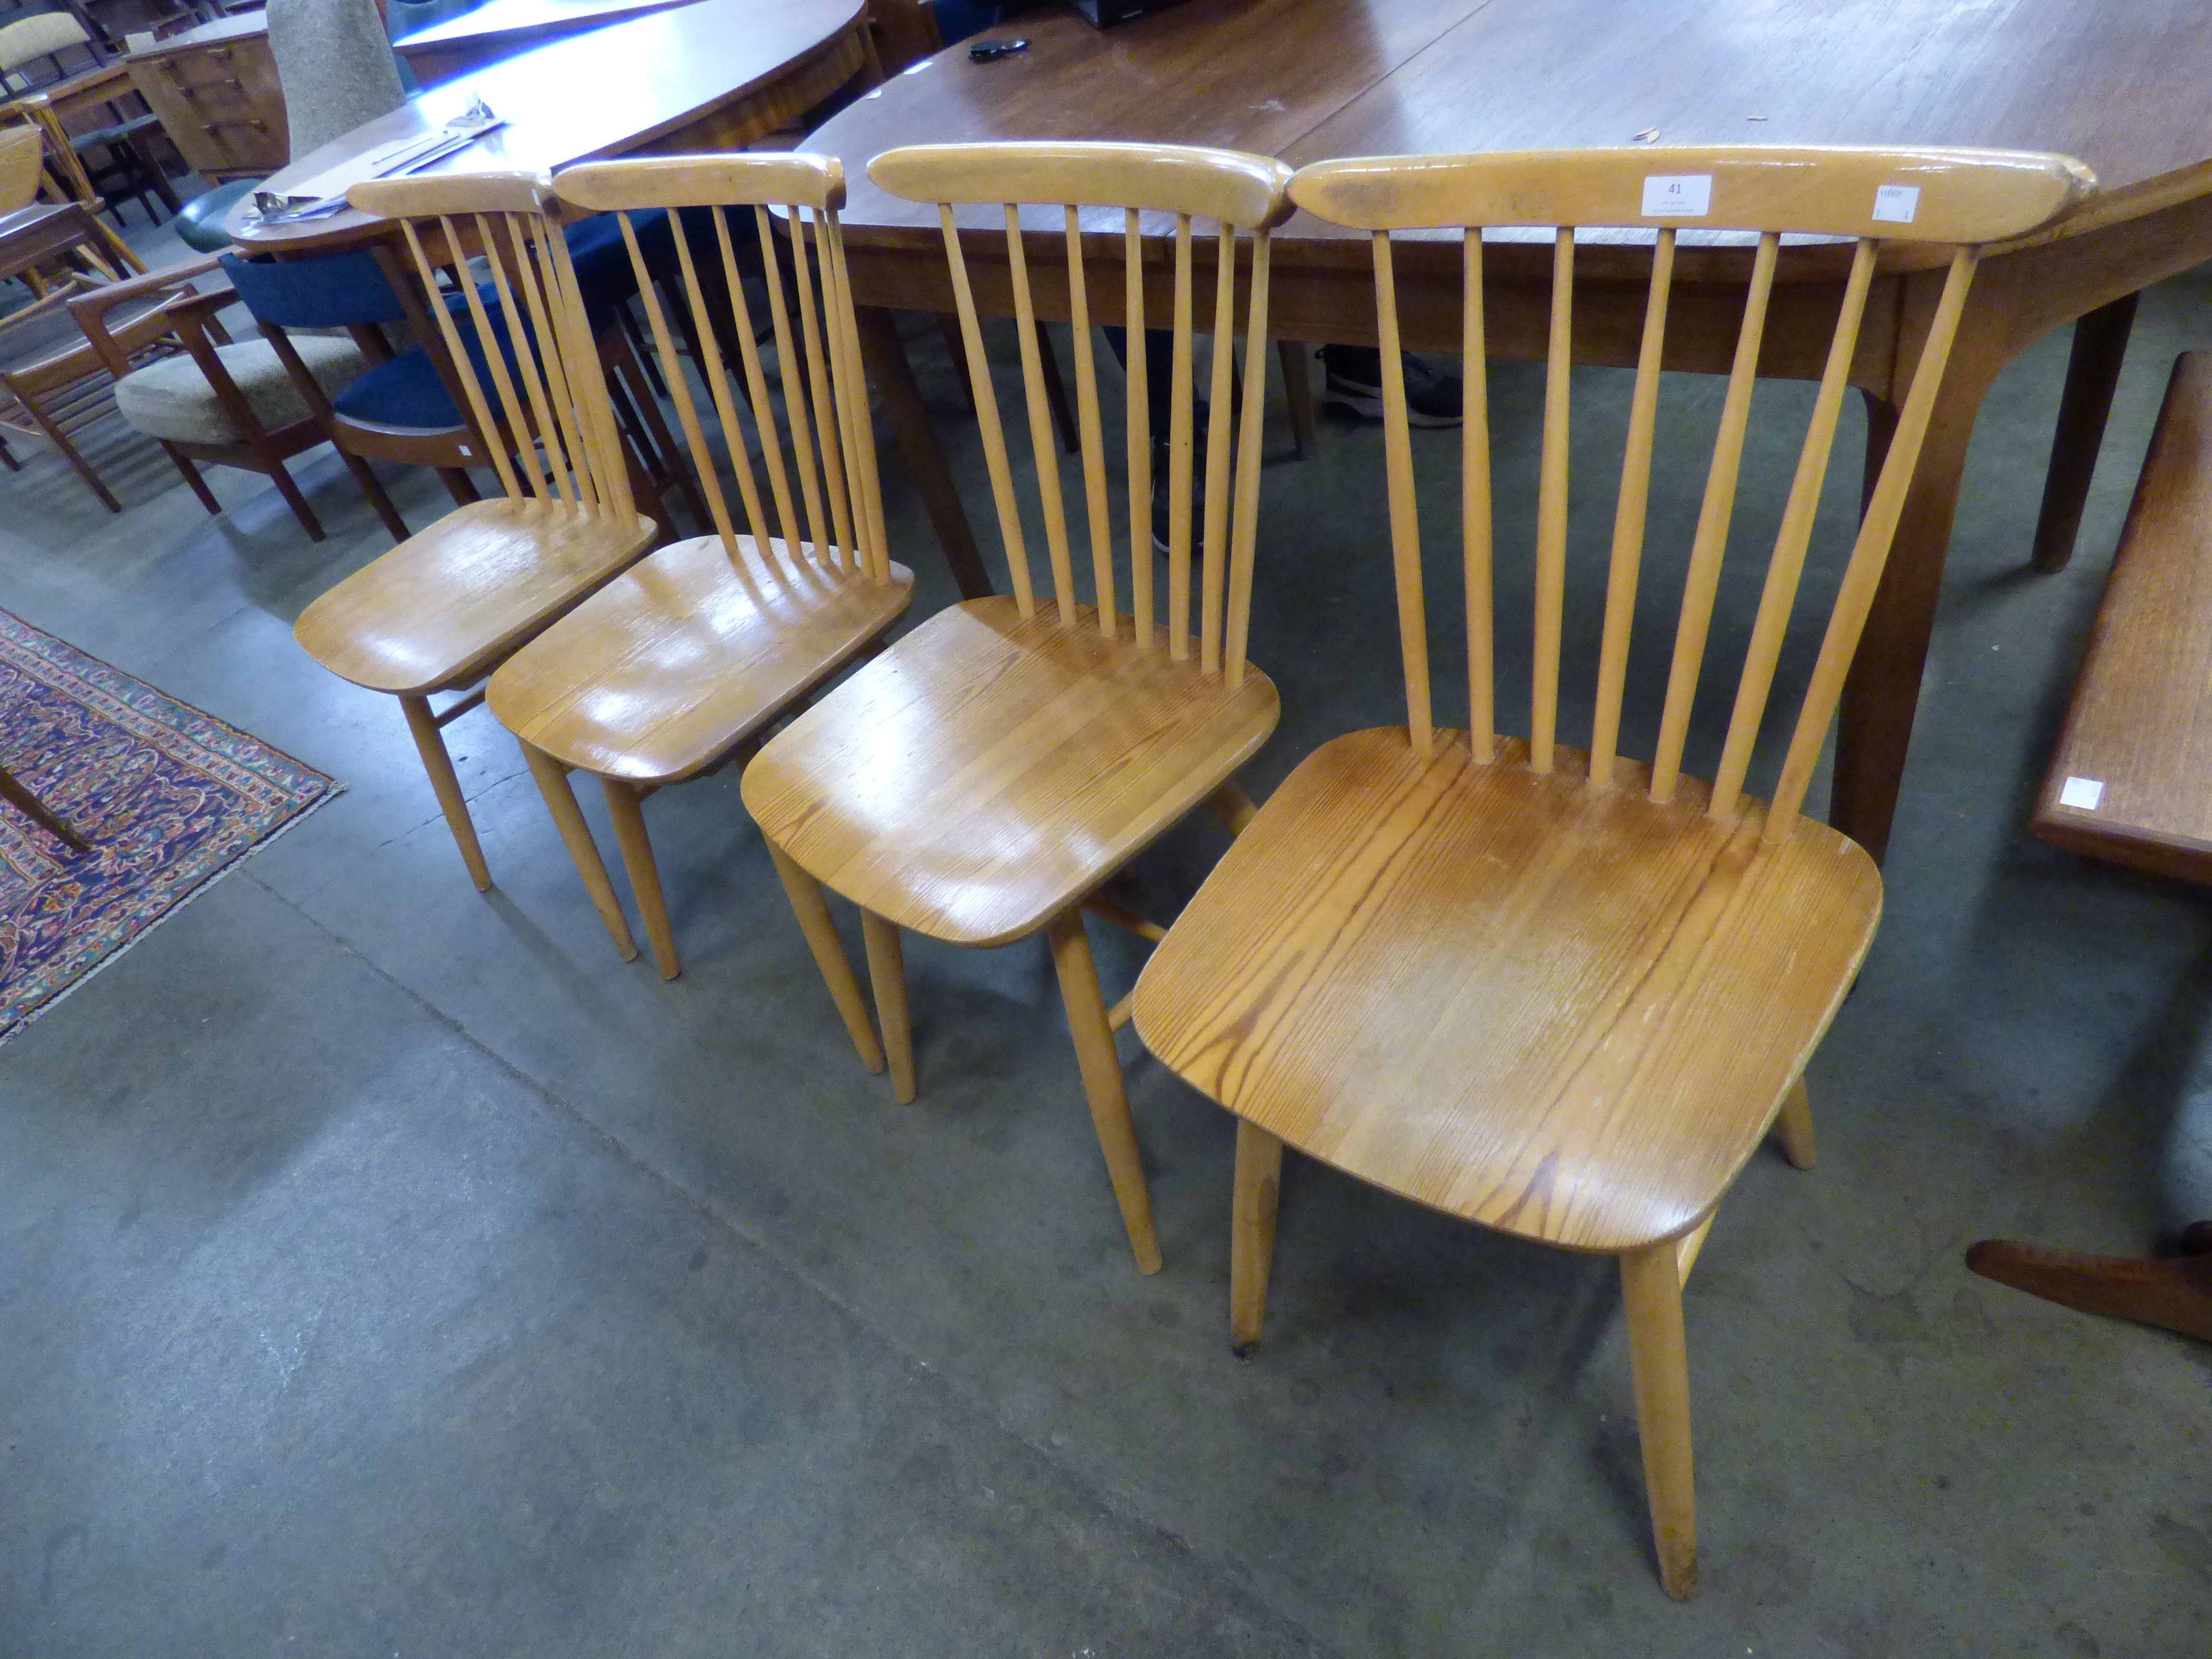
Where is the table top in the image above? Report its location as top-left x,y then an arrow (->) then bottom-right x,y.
123,12 -> 266,55
812,0 -> 2212,246
392,0 -> 705,62
228,0 -> 866,250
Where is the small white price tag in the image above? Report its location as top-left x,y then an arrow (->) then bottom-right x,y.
1641,174 -> 1713,217
1872,184 -> 1921,224
2058,776 -> 2105,811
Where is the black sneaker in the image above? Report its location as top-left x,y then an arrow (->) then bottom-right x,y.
1320,346 -> 1463,427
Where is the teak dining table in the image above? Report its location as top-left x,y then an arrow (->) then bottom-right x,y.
224,0 -> 871,253
392,0 -> 713,87
810,0 -> 2212,865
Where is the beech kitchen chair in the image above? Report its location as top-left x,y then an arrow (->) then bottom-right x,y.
741,141 -> 1293,1274
483,153 -> 912,990
293,170 -> 657,891
1130,144 -> 2089,1595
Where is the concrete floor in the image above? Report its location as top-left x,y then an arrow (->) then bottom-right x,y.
2,218 -> 2210,1655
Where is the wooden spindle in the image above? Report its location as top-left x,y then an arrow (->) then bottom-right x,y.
1462,228 -> 1495,763
1530,227 -> 1574,774
476,214 -> 572,503
1710,239 -> 1878,818
790,209 -> 856,567
1587,228 -> 1676,788
783,208 -> 840,562
751,204 -> 810,552
618,209 -> 721,534
1064,205 -> 1116,637
1224,227 -> 1271,690
401,218 -> 520,500
1372,230 -> 1433,758
543,220 -> 632,518
1199,222 -> 1237,675
661,209 -> 745,552
939,202 -> 1037,616
452,214 -> 550,499
709,208 -> 784,545
824,215 -> 891,582
1167,213 -> 1195,661
1006,205 -> 1078,624
512,216 -> 600,508
1767,250 -> 1979,841
1649,231 -> 1780,803
1125,208 -> 1153,649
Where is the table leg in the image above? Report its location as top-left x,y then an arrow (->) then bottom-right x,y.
1830,346 -> 2004,866
854,304 -> 993,601
2029,291 -> 2140,574
1966,1233 -> 2212,1344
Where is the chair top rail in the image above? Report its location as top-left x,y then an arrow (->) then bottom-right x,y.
351,169 -> 554,222
554,152 -> 845,214
1288,145 -> 2092,244
871,141 -> 1294,229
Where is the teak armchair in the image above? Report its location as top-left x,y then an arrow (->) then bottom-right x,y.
484,153 -> 913,986
742,141 -> 1293,1273
1131,144 -> 2089,1596
292,171 -> 657,892
71,252 -> 389,540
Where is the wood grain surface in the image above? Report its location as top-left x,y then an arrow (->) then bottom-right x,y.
490,536 -> 915,781
294,498 -> 657,695
394,0 -> 709,85
1132,731 -> 1879,1252
2034,352 -> 2212,883
228,0 -> 868,251
810,0 -> 2205,246
742,596 -> 1280,946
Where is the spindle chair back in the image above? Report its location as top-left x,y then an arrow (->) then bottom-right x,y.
1132,144 -> 2089,1599
742,142 -> 1294,1276
476,153 -> 912,988
1302,145 -> 2088,827
291,170 -> 656,892
872,140 -> 1293,679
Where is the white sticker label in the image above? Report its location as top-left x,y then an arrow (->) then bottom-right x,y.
2058,776 -> 2105,811
1641,174 -> 1713,217
1872,184 -> 1921,224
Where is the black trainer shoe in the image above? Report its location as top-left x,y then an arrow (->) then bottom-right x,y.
1320,345 -> 1463,427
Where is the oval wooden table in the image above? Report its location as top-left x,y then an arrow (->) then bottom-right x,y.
226,0 -> 871,253
810,0 -> 2212,866
393,0 -> 712,87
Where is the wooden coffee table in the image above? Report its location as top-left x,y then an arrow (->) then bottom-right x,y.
226,0 -> 871,254
809,0 -> 2212,865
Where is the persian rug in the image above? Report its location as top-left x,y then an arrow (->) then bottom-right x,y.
0,608 -> 340,1043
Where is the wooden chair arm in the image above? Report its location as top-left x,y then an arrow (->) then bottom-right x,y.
66,257 -> 229,377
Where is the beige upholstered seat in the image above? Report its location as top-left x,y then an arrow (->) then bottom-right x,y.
112,335 -> 367,447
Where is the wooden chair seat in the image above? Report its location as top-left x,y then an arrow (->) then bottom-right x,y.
744,594 -> 1281,948
294,498 -> 655,697
1134,729 -> 1879,1253
489,535 -> 916,784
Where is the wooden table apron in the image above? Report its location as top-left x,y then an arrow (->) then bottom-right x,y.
815,0 -> 2212,865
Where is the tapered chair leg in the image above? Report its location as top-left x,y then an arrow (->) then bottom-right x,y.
399,692 -> 491,891
1046,907 -> 1162,1275
767,842 -> 886,1074
161,442 -> 221,515
860,908 -> 914,1103
1621,1241 -> 1697,1600
264,457 -> 326,541
1774,1078 -> 1816,1170
337,448 -> 409,540
601,778 -> 678,978
520,743 -> 637,962
1230,1120 -> 1284,1355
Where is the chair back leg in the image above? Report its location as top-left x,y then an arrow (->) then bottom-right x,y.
399,692 -> 492,890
